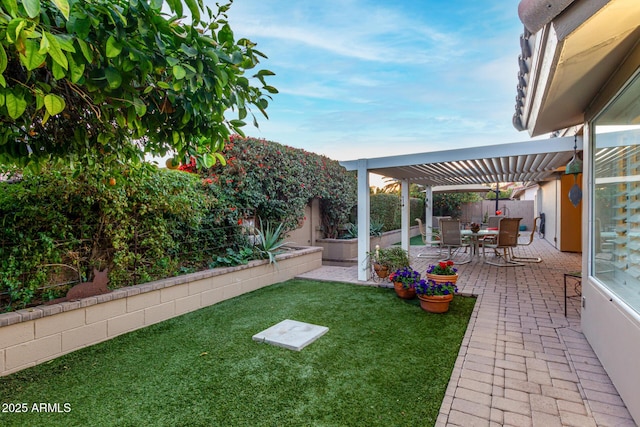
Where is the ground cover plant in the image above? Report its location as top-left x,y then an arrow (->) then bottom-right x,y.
0,280 -> 475,427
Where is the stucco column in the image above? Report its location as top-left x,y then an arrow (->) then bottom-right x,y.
424,186 -> 433,233
357,160 -> 370,281
401,179 -> 410,253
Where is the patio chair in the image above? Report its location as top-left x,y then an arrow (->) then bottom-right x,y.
487,215 -> 502,229
481,215 -> 503,246
415,218 -> 442,258
483,217 -> 524,266
509,216 -> 542,263
439,219 -> 471,264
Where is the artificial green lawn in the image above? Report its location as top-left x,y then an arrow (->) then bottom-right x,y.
0,279 -> 475,427
395,235 -> 426,246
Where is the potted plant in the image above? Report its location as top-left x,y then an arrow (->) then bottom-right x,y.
389,266 -> 420,299
425,260 -> 458,285
367,245 -> 411,279
414,278 -> 458,313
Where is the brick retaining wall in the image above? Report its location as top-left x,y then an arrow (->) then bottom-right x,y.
0,247 -> 322,377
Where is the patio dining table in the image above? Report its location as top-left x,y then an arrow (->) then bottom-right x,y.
461,229 -> 498,259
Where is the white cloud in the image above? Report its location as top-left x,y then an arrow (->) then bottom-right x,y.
213,0 -> 529,163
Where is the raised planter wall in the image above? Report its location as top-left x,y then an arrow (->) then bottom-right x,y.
317,226 -> 420,265
0,247 -> 322,377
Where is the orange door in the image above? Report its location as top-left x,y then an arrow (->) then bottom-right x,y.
560,173 -> 582,252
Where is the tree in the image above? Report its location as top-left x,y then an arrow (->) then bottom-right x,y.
0,0 -> 276,170
380,179 -> 426,199
432,192 -> 481,218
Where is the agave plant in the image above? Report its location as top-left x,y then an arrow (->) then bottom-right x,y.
255,218 -> 289,264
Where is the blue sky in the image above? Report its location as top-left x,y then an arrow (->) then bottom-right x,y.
222,0 -> 534,163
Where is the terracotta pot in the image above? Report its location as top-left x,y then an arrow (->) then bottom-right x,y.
426,273 -> 458,285
374,263 -> 389,278
393,282 -> 416,299
418,294 -> 454,313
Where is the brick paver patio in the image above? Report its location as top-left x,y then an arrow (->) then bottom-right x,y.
297,237 -> 637,427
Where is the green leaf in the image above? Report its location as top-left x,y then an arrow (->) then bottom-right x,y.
165,57 -> 179,67
38,31 -> 50,54
213,152 -> 227,166
202,153 -> 215,168
44,94 -> 66,116
52,0 -> 70,20
68,53 -> 85,83
35,92 -> 44,110
218,24 -> 234,45
106,35 -> 123,58
76,39 -> 93,62
180,43 -> 198,58
55,34 -> 76,53
44,32 -> 68,69
22,0 -> 40,18
166,0 -> 183,17
184,0 -> 200,23
21,39 -> 46,71
6,18 -> 26,44
172,65 -> 186,80
0,43 -> 7,74
1,0 -> 18,17
150,0 -> 163,10
5,92 -> 27,119
104,68 -> 122,89
133,98 -> 146,116
254,69 -> 276,77
51,61 -> 65,79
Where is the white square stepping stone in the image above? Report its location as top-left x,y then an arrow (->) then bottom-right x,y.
252,319 -> 329,351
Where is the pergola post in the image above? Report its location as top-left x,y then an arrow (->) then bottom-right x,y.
356,160 -> 370,281
424,186 -> 433,234
400,179 -> 410,253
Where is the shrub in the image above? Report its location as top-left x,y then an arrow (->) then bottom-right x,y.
369,194 -> 425,232
0,165 -> 238,310
204,136 -> 357,237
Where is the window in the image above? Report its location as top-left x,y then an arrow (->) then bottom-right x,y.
592,72 -> 640,313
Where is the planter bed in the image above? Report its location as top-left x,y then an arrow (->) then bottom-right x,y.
316,226 -> 420,265
0,247 -> 322,377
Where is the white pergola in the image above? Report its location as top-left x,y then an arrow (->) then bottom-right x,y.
340,136 -> 583,281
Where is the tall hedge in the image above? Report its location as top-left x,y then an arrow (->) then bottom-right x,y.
0,166 -> 246,310
369,194 -> 425,232
204,136 -> 357,238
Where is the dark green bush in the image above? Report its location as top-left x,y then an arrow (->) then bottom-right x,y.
369,194 -> 425,232
0,137 -> 359,311
204,136 -> 357,238
0,165 -> 246,311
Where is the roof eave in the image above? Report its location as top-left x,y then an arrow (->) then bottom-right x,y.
514,0 -> 639,137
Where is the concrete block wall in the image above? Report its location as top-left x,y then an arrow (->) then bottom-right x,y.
0,247 -> 322,377
317,226 -> 420,264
